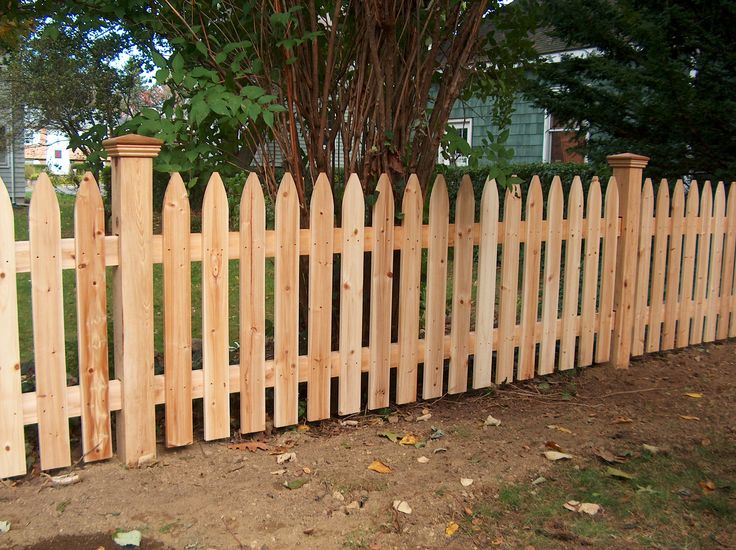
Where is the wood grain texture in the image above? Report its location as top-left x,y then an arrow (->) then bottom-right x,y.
647,181 -> 670,352
662,180 -> 685,350
396,176 -> 422,404
240,173 -> 266,432
307,174 -> 334,421
202,173 -> 230,440
274,174 -> 300,427
497,185 -> 522,384
704,183 -> 725,342
596,177 -> 619,363
338,175 -> 364,414
632,179 -> 654,357
579,178 -> 602,367
423,176 -> 449,399
518,177 -> 543,380
368,175 -> 395,410
692,182 -> 713,345
560,177 -> 584,371
74,173 -> 112,460
162,173 -> 192,447
677,182 -> 700,347
721,183 -> 736,340
448,176 -> 475,394
538,177 -> 563,375
473,179 -> 499,389
30,174 -> 71,470
0,178 -> 26,477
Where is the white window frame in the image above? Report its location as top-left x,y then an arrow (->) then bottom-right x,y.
438,118 -> 473,167
543,111 -> 585,163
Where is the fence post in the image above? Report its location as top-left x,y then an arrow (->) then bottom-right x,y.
608,152 -> 649,368
103,134 -> 162,466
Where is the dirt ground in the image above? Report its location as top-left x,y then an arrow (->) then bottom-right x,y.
0,341 -> 734,550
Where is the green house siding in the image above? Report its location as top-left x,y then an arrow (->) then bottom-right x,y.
447,96 -> 546,164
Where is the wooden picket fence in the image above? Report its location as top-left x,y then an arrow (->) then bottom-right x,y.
0,135 -> 733,479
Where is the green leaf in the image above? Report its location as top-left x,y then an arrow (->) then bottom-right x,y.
241,86 -> 265,100
262,110 -> 274,128
151,50 -> 167,69
606,466 -> 635,480
171,53 -> 185,84
283,478 -> 308,490
195,41 -> 208,57
377,431 -> 400,443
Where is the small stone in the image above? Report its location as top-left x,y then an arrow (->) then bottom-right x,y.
346,501 -> 360,510
484,415 -> 501,427
388,415 -> 399,424
531,477 -> 547,486
332,491 -> 345,502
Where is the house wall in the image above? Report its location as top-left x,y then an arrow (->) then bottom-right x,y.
447,96 -> 546,164
0,79 -> 26,203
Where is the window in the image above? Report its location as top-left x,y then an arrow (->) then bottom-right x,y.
438,118 -> 473,167
54,149 -> 62,159
0,126 -> 8,168
24,130 -> 35,145
543,113 -> 585,163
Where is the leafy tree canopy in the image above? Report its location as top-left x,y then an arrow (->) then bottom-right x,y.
523,0 -> 736,181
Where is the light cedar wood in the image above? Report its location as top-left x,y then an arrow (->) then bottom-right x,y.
74,173 -> 113,460
307,175 -> 334,421
162,173 -> 193,447
596,177 -> 619,363
704,183 -> 726,342
677,182 -> 700,347
0,178 -> 26,477
518,177 -> 543,380
423,176 -> 449,399
448,177 -> 475,394
396,176 -> 422,404
632,179 -> 654,357
473,179 -> 499,389
662,180 -> 685,349
338,175 -> 364,414
202,173 -> 230,440
646,181 -> 670,352
579,178 -> 602,367
29,173 -> 71,470
496,184 -> 522,383
721,183 -> 736,339
274,174 -> 300,427
691,182 -> 713,344
560,177 -> 584,371
368,175 -> 395,410
240,173 -> 266,432
538,177 -> 564,375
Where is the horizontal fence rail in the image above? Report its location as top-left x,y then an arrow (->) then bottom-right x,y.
0,135 -> 734,478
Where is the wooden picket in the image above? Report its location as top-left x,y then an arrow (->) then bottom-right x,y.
30,174 -> 71,470
307,175 -> 334,421
202,173 -> 230,441
8,148 -> 736,479
368,175 -> 395,410
274,174 -> 300,427
423,176 -> 449,399
162,173 -> 193,447
240,173 -> 266,433
338,175 -> 364,415
396,176 -> 422,404
473,179 -> 498,389
559,177 -> 584,371
0,178 -> 25,478
74,173 -> 113,460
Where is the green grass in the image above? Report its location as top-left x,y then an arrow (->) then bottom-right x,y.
467,441 -> 735,548
14,191 -> 275,386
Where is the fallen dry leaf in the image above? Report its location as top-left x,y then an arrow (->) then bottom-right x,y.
416,413 -> 432,422
302,467 -> 312,475
392,500 -> 412,514
684,392 -> 703,399
399,434 -> 419,446
642,444 -> 661,454
564,500 -> 601,515
547,424 -> 572,434
228,441 -> 269,452
544,451 -> 573,461
679,415 -> 700,421
464,506 -> 473,516
341,420 -> 358,427
484,415 -> 502,427
297,424 -> 311,432
460,478 -> 474,487
445,521 -> 459,537
593,448 -> 626,464
699,480 -> 716,493
276,452 -> 296,464
606,466 -> 635,480
368,460 -> 392,474
377,431 -> 400,443
417,456 -> 430,464
270,469 -> 287,476
49,473 -> 80,487
612,416 -> 633,424
545,441 -> 563,452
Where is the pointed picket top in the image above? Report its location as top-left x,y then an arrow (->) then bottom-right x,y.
569,176 -> 584,216
604,176 -> 619,216
241,172 -> 265,212
587,176 -> 602,215
277,171 -> 298,207
374,173 -> 394,212
687,180 -> 700,215
164,172 -> 189,208
714,181 -> 726,216
402,174 -> 422,213
527,175 -> 543,216
642,178 -> 654,209
701,180 -> 713,216
76,171 -> 104,212
672,179 -> 685,213
429,174 -> 450,214
32,172 -> 58,210
656,178 -> 670,206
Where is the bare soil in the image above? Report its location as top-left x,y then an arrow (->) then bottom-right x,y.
0,341 -> 734,550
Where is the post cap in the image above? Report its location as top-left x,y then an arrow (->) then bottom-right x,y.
606,153 -> 650,170
103,134 -> 163,158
